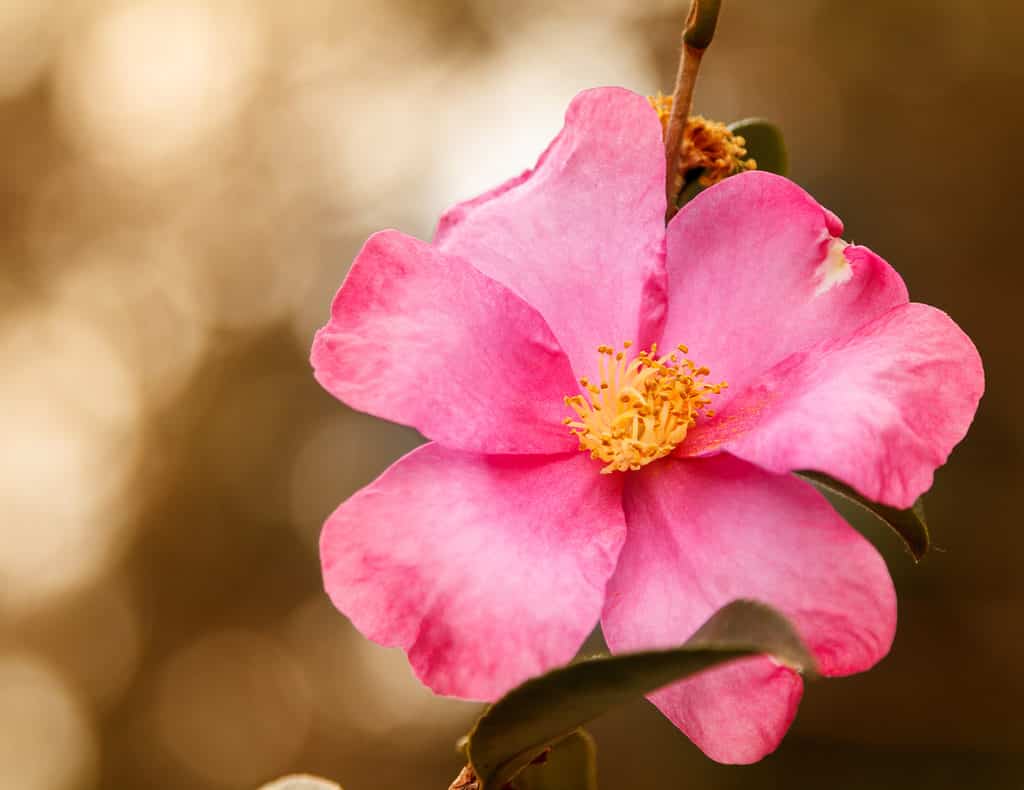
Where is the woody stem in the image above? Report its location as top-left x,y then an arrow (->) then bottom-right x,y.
664,0 -> 722,221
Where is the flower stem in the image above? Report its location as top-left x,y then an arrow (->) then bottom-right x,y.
664,0 -> 722,221
447,765 -> 478,790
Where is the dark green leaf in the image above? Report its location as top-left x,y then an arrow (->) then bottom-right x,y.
466,600 -> 814,789
675,176 -> 706,208
795,470 -> 930,561
728,118 -> 788,176
511,730 -> 597,790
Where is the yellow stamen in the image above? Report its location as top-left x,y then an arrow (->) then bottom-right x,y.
564,343 -> 726,474
649,92 -> 675,131
647,93 -> 756,186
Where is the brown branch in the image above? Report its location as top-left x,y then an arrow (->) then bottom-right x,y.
447,765 -> 479,790
664,0 -> 723,221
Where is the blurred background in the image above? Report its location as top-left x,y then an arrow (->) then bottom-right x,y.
0,0 -> 1020,787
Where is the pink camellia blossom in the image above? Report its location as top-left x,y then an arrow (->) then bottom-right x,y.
311,88 -> 983,764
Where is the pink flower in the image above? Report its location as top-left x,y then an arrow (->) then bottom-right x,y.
311,88 -> 983,763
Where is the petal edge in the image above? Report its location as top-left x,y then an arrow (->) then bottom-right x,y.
321,444 -> 627,700
602,454 -> 896,763
436,87 -> 669,378
311,230 -> 579,455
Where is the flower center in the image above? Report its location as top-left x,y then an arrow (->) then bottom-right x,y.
564,342 -> 726,474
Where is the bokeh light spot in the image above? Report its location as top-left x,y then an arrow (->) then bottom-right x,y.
259,775 -> 341,790
0,306 -> 142,615
0,652 -> 98,790
0,0 -> 59,98
154,630 -> 312,787
53,0 -> 266,181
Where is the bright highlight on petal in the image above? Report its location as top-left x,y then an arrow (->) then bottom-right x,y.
565,343 -> 726,473
814,237 -> 854,296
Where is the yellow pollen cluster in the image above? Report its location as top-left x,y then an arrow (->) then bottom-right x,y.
647,93 -> 756,186
649,91 -> 675,130
564,342 -> 727,474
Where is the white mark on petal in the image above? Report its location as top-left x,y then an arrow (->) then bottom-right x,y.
814,237 -> 853,296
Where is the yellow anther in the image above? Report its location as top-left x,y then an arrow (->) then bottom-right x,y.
648,92 -> 674,131
647,94 -> 756,186
564,343 -> 726,474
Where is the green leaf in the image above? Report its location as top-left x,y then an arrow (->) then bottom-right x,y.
512,730 -> 597,790
728,118 -> 788,176
466,600 -> 814,789
795,470 -> 930,561
676,176 -> 706,208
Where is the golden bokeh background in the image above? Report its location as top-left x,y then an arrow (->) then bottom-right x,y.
0,1 -> 1020,788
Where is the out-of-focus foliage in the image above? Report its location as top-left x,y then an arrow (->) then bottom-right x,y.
0,1 -> 1020,789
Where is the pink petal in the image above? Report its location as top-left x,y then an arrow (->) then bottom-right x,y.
435,87 -> 668,378
311,230 -> 579,454
661,171 -> 908,410
321,443 -> 626,700
602,454 -> 896,764
686,303 -> 984,508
